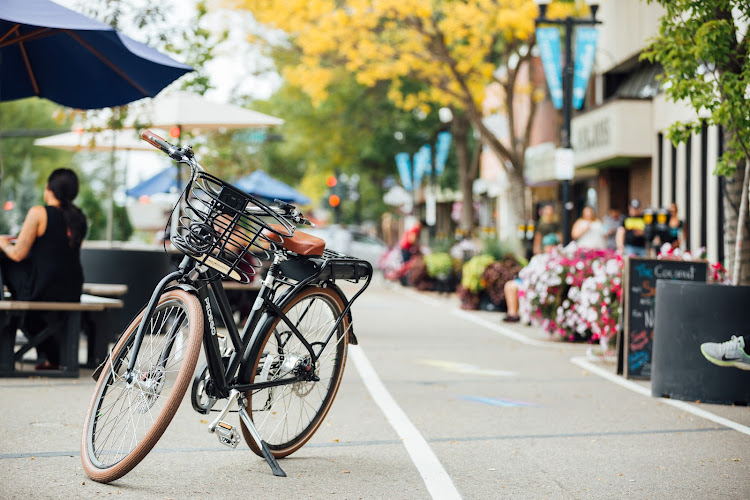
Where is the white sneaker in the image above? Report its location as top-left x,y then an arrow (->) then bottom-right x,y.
700,335 -> 750,370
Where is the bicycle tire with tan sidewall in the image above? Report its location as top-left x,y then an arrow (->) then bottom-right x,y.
240,285 -> 349,458
81,289 -> 204,483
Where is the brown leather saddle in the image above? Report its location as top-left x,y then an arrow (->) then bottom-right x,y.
262,224 -> 325,256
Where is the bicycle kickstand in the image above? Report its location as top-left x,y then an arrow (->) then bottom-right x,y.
237,396 -> 287,477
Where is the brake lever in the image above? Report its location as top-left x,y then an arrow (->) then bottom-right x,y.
272,199 -> 314,227
273,199 -> 295,212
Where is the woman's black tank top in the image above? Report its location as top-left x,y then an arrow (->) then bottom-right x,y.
26,206 -> 84,301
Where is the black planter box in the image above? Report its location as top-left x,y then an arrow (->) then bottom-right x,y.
652,281 -> 750,405
81,245 -> 176,332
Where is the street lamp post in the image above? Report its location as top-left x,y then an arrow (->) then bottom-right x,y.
536,4 -> 601,245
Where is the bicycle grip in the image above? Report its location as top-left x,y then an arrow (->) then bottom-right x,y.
141,130 -> 181,159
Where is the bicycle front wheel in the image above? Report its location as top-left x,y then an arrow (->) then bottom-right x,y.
81,289 -> 204,483
240,286 -> 349,458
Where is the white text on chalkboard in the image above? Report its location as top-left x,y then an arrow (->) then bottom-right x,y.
654,264 -> 698,280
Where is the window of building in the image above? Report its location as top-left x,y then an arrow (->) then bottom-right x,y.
603,58 -> 663,100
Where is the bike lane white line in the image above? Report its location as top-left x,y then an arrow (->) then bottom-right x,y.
349,344 -> 462,500
399,287 -> 750,437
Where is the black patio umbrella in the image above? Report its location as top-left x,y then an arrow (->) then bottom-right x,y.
0,0 -> 193,110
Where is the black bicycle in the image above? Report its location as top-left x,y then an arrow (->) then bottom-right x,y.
81,130 -> 372,483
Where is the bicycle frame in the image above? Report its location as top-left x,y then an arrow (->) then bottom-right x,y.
87,130 -> 375,481
122,248 -> 372,399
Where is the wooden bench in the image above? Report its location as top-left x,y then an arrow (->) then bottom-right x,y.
80,284 -> 128,369
82,283 -> 128,298
0,294 -> 123,378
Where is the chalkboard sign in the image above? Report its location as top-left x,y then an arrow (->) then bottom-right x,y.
618,258 -> 707,379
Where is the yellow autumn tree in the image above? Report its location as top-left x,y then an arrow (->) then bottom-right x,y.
233,0 -> 576,230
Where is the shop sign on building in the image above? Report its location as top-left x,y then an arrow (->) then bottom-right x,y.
524,142 -> 557,185
571,100 -> 653,167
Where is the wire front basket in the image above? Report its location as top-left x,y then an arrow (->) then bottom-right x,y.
171,171 -> 295,283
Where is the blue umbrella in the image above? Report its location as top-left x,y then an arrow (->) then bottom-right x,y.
234,170 -> 311,205
125,166 -> 183,198
0,0 -> 192,109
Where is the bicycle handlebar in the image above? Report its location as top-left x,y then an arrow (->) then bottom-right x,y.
140,129 -> 313,226
141,129 -> 184,161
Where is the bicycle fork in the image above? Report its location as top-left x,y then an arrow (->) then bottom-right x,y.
207,389 -> 287,477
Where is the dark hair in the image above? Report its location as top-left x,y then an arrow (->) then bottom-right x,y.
47,168 -> 87,249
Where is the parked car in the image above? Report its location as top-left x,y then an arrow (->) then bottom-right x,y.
305,225 -> 388,268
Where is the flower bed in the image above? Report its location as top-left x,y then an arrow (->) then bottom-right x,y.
483,257 -> 524,306
518,242 -> 732,343
518,244 -> 623,343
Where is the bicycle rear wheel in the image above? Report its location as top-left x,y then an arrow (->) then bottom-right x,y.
81,289 -> 203,483
240,286 -> 349,458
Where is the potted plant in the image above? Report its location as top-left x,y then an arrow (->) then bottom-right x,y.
518,245 -> 623,343
407,255 -> 435,291
482,255 -> 524,311
457,254 -> 495,309
423,252 -> 455,293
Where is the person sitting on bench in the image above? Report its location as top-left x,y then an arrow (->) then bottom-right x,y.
0,168 -> 87,370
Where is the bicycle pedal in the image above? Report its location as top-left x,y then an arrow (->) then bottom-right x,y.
214,421 -> 240,449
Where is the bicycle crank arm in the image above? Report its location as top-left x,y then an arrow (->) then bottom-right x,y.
208,389 -> 240,433
238,404 -> 287,477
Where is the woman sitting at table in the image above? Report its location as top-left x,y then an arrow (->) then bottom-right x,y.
0,168 -> 87,370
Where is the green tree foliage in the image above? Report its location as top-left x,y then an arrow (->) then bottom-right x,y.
642,1 -> 750,282
236,0 -> 577,231
170,1 -> 229,95
0,98 -> 72,232
642,0 -> 750,177
234,73 -> 444,224
78,185 -> 132,241
14,158 -> 40,228
0,99 -> 72,185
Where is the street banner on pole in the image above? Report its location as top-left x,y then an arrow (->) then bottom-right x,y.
395,152 -> 413,191
536,27 -> 563,109
414,145 -> 431,187
435,131 -> 452,176
573,27 -> 598,109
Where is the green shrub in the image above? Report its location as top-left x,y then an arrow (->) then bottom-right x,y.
460,254 -> 495,293
424,252 -> 453,278
481,238 -> 515,261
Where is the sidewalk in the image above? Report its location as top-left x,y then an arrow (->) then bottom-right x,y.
393,282 -> 750,435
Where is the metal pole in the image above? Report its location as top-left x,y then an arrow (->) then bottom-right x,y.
411,152 -> 417,215
430,141 -> 437,242
106,132 -> 115,242
536,5 -> 601,246
561,16 -> 574,245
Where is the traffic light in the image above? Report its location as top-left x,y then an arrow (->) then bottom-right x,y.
325,173 -> 343,222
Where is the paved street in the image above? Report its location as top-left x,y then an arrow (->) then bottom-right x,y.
2,279 -> 750,499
